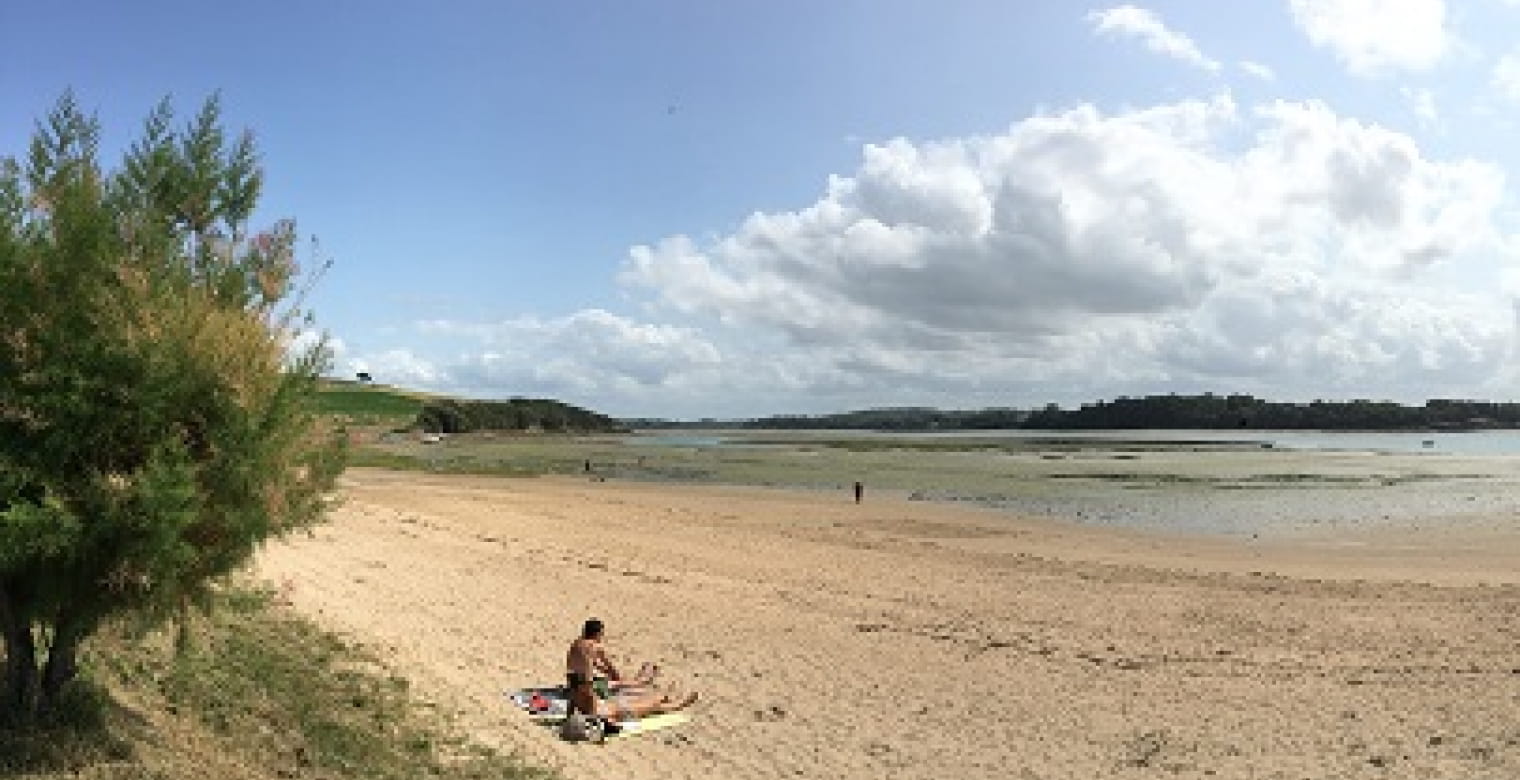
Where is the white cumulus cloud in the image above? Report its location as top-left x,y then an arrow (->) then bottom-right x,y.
1240,60 -> 1277,81
1087,5 -> 1221,73
621,95 -> 1515,409
341,310 -> 730,414
1492,49 -> 1520,102
1401,86 -> 1439,123
347,348 -> 448,387
1288,0 -> 1450,76
341,92 -> 1520,416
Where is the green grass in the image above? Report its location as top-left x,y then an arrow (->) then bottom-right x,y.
0,682 -> 135,776
2,587 -> 555,780
346,446 -> 588,478
314,381 -> 426,427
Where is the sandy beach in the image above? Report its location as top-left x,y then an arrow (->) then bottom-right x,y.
256,465 -> 1520,779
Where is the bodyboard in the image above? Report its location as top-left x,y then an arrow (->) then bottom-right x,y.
507,687 -> 690,739
604,711 -> 690,737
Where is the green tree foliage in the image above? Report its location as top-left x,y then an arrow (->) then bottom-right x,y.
416,398 -> 625,434
673,396 -> 1520,432
1021,394 -> 1520,430
0,93 -> 345,722
735,407 -> 1031,431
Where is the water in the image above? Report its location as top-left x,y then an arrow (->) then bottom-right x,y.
1225,430 -> 1520,455
928,429 -> 1520,455
632,434 -> 728,448
637,429 -> 1520,455
624,428 -> 1520,536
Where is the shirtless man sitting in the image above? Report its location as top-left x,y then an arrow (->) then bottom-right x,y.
566,618 -> 698,733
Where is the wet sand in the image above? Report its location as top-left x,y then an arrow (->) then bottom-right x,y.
256,466 -> 1520,779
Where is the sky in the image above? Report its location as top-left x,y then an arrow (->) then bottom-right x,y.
6,1 -> 1520,418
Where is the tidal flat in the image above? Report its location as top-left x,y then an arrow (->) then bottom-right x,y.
349,429 -> 1520,538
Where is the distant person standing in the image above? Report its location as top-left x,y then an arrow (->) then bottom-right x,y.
853,481 -> 863,504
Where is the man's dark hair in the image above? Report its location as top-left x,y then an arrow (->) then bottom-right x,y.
582,619 -> 604,639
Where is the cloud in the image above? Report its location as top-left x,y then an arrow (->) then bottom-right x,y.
285,328 -> 346,371
1401,86 -> 1439,123
347,348 -> 448,387
1155,271 -> 1506,390
340,310 -> 730,413
1239,60 -> 1277,81
1087,5 -> 1221,73
337,93 -> 1517,417
1492,50 -> 1520,102
621,95 -> 1514,410
1288,0 -> 1450,76
419,310 -> 721,391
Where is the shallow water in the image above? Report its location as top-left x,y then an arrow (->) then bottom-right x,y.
730,428 -> 1520,455
633,434 -> 728,448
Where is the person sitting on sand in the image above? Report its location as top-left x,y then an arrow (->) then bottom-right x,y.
566,619 -> 697,732
565,618 -> 633,705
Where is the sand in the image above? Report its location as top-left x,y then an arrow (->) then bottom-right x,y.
255,466 -> 1520,779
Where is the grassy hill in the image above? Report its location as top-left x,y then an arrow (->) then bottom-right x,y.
315,380 -> 624,434
314,379 -> 430,427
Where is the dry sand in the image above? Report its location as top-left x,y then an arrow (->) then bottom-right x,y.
256,467 -> 1520,779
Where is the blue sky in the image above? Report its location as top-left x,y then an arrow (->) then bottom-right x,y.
6,1 -> 1520,417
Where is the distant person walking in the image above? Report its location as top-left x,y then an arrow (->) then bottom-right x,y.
853,481 -> 863,504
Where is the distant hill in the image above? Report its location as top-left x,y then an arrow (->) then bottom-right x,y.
1023,395 -> 1520,431
321,385 -> 1520,435
740,407 -> 1031,430
628,394 -> 1520,432
315,379 -> 624,433
628,407 -> 1030,430
314,380 -> 428,426
416,397 -> 625,434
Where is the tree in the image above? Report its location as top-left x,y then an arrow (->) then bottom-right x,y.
0,93 -> 345,722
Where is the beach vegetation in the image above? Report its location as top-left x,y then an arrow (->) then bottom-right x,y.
2,586 -> 554,779
0,93 -> 344,723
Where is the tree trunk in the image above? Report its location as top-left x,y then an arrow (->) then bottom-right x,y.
0,586 -> 39,722
174,595 -> 194,658
38,611 -> 87,712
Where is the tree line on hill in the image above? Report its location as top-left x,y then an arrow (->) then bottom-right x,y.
1023,395 -> 1520,430
622,407 -> 1031,430
627,395 -> 1520,431
416,398 -> 625,434
738,407 -> 1031,430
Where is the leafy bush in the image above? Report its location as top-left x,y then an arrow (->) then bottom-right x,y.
0,93 -> 344,721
